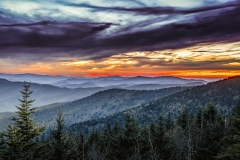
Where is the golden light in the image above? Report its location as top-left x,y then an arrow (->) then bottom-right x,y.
1,41 -> 240,78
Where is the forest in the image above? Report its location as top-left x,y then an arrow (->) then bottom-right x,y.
0,81 -> 240,160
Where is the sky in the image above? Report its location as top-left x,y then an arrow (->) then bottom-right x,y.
0,0 -> 240,78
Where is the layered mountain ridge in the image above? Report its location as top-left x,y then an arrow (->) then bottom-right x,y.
0,86 -> 188,130
69,77 -> 240,133
0,78 -> 104,112
0,73 -> 206,89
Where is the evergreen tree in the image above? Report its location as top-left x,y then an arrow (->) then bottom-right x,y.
196,105 -> 225,160
203,102 -> 218,124
71,133 -> 85,160
122,113 -> 140,159
139,125 -> 151,159
166,112 -> 174,131
177,107 -> 189,129
102,124 -> 112,159
0,82 -> 45,160
196,106 -> 203,128
49,109 -> 72,160
107,123 -> 123,160
217,100 -> 240,159
149,115 -> 173,159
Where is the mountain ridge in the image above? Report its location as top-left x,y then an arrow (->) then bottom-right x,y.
0,79 -> 105,112
69,77 -> 240,133
0,73 -> 207,88
0,86 -> 189,130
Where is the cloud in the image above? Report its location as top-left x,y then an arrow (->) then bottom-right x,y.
0,0 -> 240,63
58,1 -> 239,15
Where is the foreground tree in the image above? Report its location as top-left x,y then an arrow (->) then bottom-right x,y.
49,109 -> 73,160
0,82 -> 45,160
217,100 -> 240,159
123,113 -> 141,159
150,115 -> 173,160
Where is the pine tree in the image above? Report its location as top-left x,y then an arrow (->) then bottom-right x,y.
122,113 -> 140,159
85,129 -> 107,160
107,123 -> 123,160
0,126 -> 20,160
203,102 -> 218,124
196,106 -> 203,128
166,112 -> 174,131
217,100 -> 240,159
139,125 -> 151,159
155,115 -> 172,159
0,82 -> 45,160
177,107 -> 189,129
102,124 -> 112,158
49,109 -> 72,160
196,104 -> 224,160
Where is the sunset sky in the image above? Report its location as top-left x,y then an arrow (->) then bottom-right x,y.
0,0 -> 240,78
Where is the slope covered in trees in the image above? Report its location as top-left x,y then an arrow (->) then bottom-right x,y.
0,78 -> 105,112
33,87 -> 187,127
1,97 -> 240,160
0,87 -> 187,130
1,78 -> 240,159
70,77 -> 240,133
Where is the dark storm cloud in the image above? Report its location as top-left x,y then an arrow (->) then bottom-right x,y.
0,0 -> 240,61
58,1 -> 239,15
0,21 -> 112,47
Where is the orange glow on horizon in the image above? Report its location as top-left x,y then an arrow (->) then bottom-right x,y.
1,68 -> 238,79
1,41 -> 239,79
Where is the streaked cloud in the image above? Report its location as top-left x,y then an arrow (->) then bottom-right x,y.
1,42 -> 239,78
0,0 -> 239,77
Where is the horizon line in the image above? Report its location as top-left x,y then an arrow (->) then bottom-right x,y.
0,72 -> 233,79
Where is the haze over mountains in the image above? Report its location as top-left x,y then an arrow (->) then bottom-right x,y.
0,73 -> 207,112
70,76 -> 240,133
0,73 -> 239,136
0,73 -> 209,129
0,76 -> 239,133
0,73 -> 206,89
0,78 -> 103,112
0,87 -> 188,130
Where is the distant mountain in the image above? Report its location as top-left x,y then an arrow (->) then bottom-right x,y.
0,73 -> 68,84
60,82 -> 100,89
0,112 -> 16,120
53,77 -> 91,85
52,76 -> 206,89
0,74 -> 206,112
0,79 -> 105,112
0,78 -> 9,83
0,87 -> 188,130
0,74 -> 207,90
69,77 -> 240,134
126,82 -> 204,90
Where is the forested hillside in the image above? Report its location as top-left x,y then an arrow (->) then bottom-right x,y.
0,78 -> 104,112
33,87 -> 187,126
0,86 -> 187,129
1,83 -> 239,159
70,77 -> 240,133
